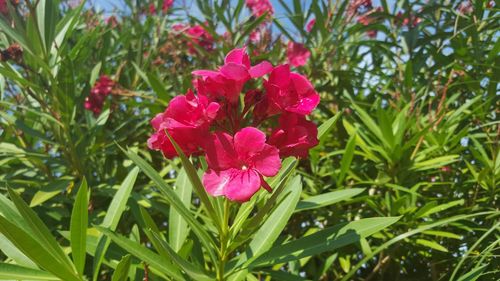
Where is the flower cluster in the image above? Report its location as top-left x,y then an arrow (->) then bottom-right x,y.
287,42 -> 311,67
0,0 -> 17,15
84,75 -> 115,115
148,48 -> 320,202
173,23 -> 214,54
149,0 -> 174,14
245,0 -> 274,18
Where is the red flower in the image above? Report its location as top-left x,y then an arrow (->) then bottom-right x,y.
193,47 -> 272,103
306,18 -> 316,32
269,113 -> 319,158
245,0 -> 274,18
185,24 -> 214,54
0,0 -> 7,14
287,42 -> 311,67
147,90 -> 220,158
84,75 -> 115,115
162,0 -> 174,13
202,127 -> 281,202
263,64 -> 320,115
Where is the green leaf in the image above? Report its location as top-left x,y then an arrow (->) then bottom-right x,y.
416,239 -> 448,253
92,167 -> 139,281
416,199 -> 464,218
70,178 -> 88,276
0,263 -> 59,280
169,169 -> 192,252
317,112 -> 342,141
123,148 -> 217,263
295,188 -> 364,212
149,231 -> 214,281
163,132 -> 219,227
228,176 -> 302,280
338,133 -> 357,184
251,217 -> 401,267
0,216 -> 80,281
7,188 -> 75,273
96,227 -> 184,281
111,255 -> 132,281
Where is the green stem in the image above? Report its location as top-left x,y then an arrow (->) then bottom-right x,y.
217,199 -> 230,281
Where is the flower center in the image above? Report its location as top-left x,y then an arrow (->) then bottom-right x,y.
241,165 -> 248,170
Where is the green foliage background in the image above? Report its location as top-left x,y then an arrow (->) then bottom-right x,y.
0,0 -> 498,280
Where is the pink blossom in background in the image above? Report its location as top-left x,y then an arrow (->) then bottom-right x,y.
264,64 -> 320,115
162,0 -> 174,13
457,1 -> 473,14
245,0 -> 274,17
202,127 -> 281,202
286,42 -> 311,67
357,7 -> 383,38
269,113 -> 319,158
306,18 -> 316,32
347,0 -> 373,17
84,75 -> 115,115
148,3 -> 156,14
0,0 -> 7,14
185,23 -> 214,54
147,90 -> 220,158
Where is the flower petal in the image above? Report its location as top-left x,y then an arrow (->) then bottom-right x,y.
224,169 -> 262,202
249,61 -> 273,78
224,47 -> 250,68
234,127 -> 266,158
203,132 -> 238,170
220,63 -> 250,81
250,144 -> 281,177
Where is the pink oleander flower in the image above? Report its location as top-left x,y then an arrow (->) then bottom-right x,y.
202,127 -> 281,202
84,75 -> 115,115
148,3 -> 156,14
246,0 -> 274,18
162,0 -> 174,13
269,113 -> 319,158
148,47 -> 320,202
347,0 -> 373,17
185,23 -> 214,54
306,18 -> 316,32
287,42 -> 311,67
357,7 -> 382,38
147,89 -> 220,158
0,0 -> 7,14
193,47 -> 272,103
458,1 -> 473,14
263,64 -> 320,115
249,29 -> 262,43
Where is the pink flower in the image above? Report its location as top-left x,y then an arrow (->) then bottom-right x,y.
357,7 -> 382,38
148,3 -> 156,14
458,1 -> 473,14
347,0 -> 373,17
306,18 -> 316,32
193,47 -> 272,103
84,75 -> 115,115
162,0 -> 174,13
0,0 -> 7,14
287,42 -> 311,67
185,24 -> 214,54
269,113 -> 319,158
263,64 -> 320,115
246,0 -> 274,18
249,29 -> 262,43
147,90 -> 220,158
202,127 -> 281,202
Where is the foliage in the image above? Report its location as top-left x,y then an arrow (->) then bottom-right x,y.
0,0 -> 498,280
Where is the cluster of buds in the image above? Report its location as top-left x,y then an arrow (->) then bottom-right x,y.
0,43 -> 22,63
84,75 -> 116,115
148,47 -> 320,202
